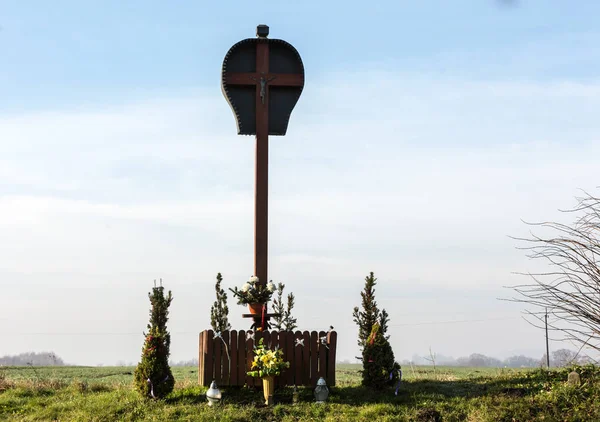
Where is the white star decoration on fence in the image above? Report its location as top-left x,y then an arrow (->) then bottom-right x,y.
295,338 -> 304,347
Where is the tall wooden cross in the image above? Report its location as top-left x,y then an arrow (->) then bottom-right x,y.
221,25 -> 305,287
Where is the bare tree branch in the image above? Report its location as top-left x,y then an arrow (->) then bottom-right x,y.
505,191 -> 600,353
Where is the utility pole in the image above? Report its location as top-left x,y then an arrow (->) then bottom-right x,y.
545,308 -> 550,368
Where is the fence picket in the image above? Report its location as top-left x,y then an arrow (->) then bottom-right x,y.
327,331 -> 337,386
198,331 -> 204,385
294,331 -> 303,386
310,331 -> 318,387
238,330 -> 246,384
302,331 -> 311,386
230,330 -> 238,385
202,330 -> 214,386
286,331 -> 295,386
222,331 -> 230,384
245,331 -> 254,387
316,330 -> 326,381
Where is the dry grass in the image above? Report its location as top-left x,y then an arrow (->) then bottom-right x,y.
0,368 -> 12,392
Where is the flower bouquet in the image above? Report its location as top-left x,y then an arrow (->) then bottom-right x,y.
247,338 -> 290,404
229,276 -> 276,313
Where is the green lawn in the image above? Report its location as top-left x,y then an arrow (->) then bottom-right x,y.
1,364 -> 599,421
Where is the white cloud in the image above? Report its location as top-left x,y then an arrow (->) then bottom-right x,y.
1,72 -> 599,364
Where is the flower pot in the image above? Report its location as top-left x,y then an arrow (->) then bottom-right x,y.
248,303 -> 264,315
262,376 -> 275,405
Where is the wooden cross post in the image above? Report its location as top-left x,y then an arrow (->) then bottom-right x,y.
223,28 -> 304,287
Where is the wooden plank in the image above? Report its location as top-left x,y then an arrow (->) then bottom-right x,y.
294,331 -> 303,386
276,331 -> 286,387
286,330 -> 295,386
317,330 -> 327,381
278,331 -> 287,387
267,331 -> 275,386
245,331 -> 254,387
327,331 -> 337,386
302,331 -> 311,386
246,331 -> 257,387
253,331 -> 263,386
269,331 -> 278,387
203,330 -> 214,386
214,332 -> 222,385
230,330 -> 238,386
238,330 -> 246,386
225,72 -> 303,87
222,331 -> 230,385
198,331 -> 204,385
310,331 -> 318,387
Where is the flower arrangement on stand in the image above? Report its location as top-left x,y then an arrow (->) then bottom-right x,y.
229,276 -> 276,314
247,338 -> 290,405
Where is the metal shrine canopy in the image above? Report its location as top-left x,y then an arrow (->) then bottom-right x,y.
221,24 -> 305,136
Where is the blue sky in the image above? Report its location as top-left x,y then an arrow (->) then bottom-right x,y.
1,1 -> 600,365
3,0 -> 600,110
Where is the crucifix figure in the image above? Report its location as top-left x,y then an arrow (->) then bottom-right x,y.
222,25 -> 305,289
249,74 -> 277,104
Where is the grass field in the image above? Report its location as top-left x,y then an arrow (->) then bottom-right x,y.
1,363 -> 599,421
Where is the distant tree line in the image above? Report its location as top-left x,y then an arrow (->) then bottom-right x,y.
169,358 -> 198,367
404,349 -> 595,368
541,349 -> 596,368
0,352 -> 65,366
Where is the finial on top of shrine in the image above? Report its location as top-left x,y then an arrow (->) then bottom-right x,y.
256,24 -> 269,38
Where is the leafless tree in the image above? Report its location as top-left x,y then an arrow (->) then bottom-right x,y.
508,190 -> 600,353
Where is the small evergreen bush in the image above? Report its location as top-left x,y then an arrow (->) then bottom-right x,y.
133,281 -> 175,399
210,272 -> 231,332
272,282 -> 298,331
361,323 -> 401,389
353,272 -> 390,354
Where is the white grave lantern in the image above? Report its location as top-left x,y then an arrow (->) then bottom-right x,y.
206,380 -> 222,406
314,377 -> 329,403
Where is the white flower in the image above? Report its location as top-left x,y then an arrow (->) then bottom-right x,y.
266,282 -> 275,292
241,283 -> 250,292
249,275 -> 259,284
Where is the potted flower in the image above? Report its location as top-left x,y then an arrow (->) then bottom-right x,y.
229,276 -> 276,314
247,338 -> 290,405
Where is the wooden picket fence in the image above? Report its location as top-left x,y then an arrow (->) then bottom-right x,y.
198,329 -> 337,387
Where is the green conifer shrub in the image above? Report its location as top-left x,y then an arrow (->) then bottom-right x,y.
272,282 -> 298,331
133,281 -> 175,399
361,323 -> 401,389
210,273 -> 231,332
353,272 -> 389,354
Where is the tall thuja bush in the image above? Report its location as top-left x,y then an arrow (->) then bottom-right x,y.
134,281 -> 175,399
210,272 -> 231,333
353,272 -> 400,389
353,272 -> 389,354
362,323 -> 400,389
